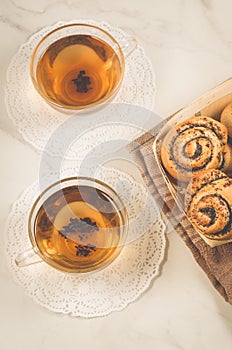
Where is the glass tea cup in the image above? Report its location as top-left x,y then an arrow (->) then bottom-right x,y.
15,177 -> 128,274
30,23 -> 137,113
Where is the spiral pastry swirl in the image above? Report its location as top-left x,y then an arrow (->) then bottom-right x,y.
185,169 -> 232,241
161,116 -> 228,181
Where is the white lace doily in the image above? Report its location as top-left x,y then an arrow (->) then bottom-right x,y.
5,20 -> 156,156
5,167 -> 166,318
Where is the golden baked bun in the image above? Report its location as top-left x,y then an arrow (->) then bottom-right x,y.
185,169 -> 232,246
220,102 -> 232,138
221,143 -> 232,175
161,116 -> 228,182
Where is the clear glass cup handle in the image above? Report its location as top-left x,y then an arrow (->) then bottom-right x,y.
15,248 -> 42,267
120,37 -> 137,58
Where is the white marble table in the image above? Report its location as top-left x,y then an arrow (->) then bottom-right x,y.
1,0 -> 232,349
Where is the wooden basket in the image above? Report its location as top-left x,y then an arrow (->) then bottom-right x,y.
153,78 -> 232,247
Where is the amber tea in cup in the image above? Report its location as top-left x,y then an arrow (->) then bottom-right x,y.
15,177 -> 128,273
30,24 -> 136,112
35,35 -> 121,107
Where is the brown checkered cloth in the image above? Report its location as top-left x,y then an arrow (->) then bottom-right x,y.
128,119 -> 232,304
